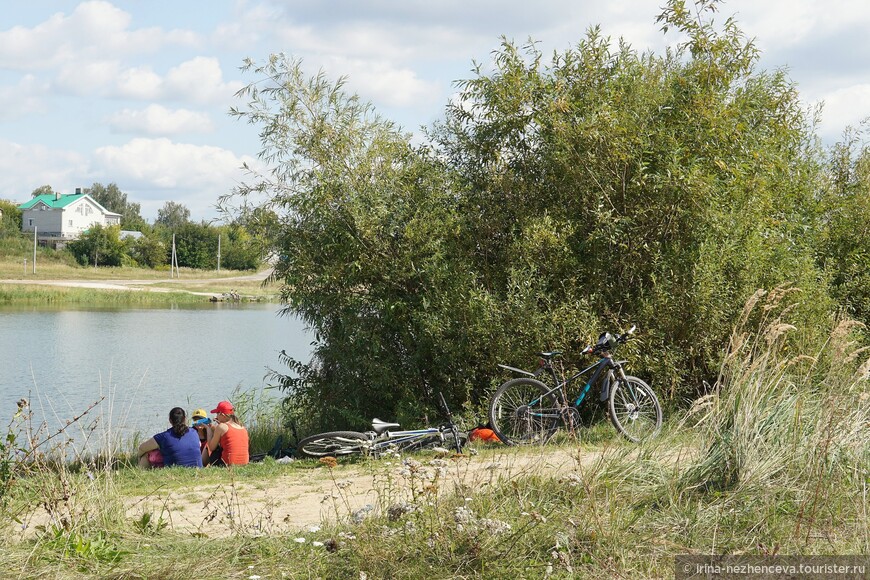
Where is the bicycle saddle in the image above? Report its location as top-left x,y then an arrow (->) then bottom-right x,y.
371,418 -> 401,434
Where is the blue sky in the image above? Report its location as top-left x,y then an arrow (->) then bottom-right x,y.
2,0 -> 869,221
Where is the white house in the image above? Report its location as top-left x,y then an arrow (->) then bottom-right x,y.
18,188 -> 122,246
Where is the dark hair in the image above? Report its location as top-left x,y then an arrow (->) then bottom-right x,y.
169,407 -> 189,437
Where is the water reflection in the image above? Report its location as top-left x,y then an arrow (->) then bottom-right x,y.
0,303 -> 311,453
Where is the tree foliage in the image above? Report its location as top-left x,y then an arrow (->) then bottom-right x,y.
30,185 -> 56,197
85,182 -> 145,230
155,201 -> 191,231
231,0 -> 843,432
817,126 -> 870,323
173,222 -> 217,269
129,234 -> 167,268
0,200 -> 22,237
67,224 -> 127,267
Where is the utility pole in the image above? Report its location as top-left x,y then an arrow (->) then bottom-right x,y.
32,226 -> 37,274
171,233 -> 178,278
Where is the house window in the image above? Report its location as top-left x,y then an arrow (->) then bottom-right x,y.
28,218 -> 34,226
76,206 -> 83,214
85,206 -> 92,216
68,220 -> 73,227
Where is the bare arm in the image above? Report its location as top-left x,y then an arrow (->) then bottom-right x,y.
202,423 -> 227,464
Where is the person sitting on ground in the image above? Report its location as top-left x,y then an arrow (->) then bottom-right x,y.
202,400 -> 249,466
138,407 -> 203,468
191,408 -> 213,452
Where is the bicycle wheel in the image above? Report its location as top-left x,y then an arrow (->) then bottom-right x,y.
296,431 -> 369,458
608,376 -> 662,442
489,378 -> 560,446
418,430 -> 467,453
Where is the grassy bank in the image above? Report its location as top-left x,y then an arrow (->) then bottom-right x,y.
0,294 -> 867,578
0,284 -> 207,306
0,257 -> 279,304
0,254 -> 256,281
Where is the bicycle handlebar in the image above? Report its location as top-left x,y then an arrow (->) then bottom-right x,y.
581,325 -> 637,356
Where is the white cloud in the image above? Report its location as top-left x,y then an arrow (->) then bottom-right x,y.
54,60 -> 122,95
0,141 -> 90,200
94,137 -> 251,190
50,56 -> 241,105
0,1 -> 199,70
116,66 -> 164,100
0,75 -> 48,121
323,57 -> 439,109
813,84 -> 870,141
163,57 -> 244,105
108,105 -> 214,136
93,138 -> 258,219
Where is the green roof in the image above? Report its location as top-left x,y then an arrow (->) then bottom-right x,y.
18,193 -> 85,210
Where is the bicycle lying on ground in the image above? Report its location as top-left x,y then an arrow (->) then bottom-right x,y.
296,393 -> 466,458
488,326 -> 662,445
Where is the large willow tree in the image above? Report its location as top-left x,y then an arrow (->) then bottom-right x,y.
229,0 -> 833,432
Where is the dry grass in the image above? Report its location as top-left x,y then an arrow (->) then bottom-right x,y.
0,291 -> 866,578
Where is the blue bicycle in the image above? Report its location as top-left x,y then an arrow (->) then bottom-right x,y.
489,326 -> 662,445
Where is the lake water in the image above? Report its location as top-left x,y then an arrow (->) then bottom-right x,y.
0,303 -> 312,453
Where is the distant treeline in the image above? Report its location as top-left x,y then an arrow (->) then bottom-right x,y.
0,192 -> 268,271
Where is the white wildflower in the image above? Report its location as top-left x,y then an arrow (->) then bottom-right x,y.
479,518 -> 512,535
352,504 -> 374,523
454,506 -> 475,524
562,473 -> 583,487
294,537 -> 306,543
403,458 -> 422,470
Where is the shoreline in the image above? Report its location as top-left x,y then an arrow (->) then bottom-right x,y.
0,269 -> 278,304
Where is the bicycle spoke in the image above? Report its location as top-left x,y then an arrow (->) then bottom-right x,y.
489,378 -> 559,445
608,377 -> 662,442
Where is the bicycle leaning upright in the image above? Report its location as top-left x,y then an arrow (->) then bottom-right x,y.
488,326 -> 662,445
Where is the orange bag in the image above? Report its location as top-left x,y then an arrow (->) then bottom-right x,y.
469,427 -> 501,443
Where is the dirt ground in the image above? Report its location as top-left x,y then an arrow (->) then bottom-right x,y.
15,445 -> 608,539
121,446 -> 591,537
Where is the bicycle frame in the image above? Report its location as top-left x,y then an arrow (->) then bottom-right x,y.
364,426 -> 450,452
502,354 -> 626,419
490,326 -> 662,445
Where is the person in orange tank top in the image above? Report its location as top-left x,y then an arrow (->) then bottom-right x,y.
202,400 -> 249,466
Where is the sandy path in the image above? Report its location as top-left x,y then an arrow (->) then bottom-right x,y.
15,443 -> 692,540
121,446 -> 595,538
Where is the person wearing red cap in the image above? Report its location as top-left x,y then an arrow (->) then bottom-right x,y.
202,400 -> 249,466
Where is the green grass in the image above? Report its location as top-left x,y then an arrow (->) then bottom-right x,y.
0,254 -> 280,304
0,284 -> 207,306
0,292 -> 867,578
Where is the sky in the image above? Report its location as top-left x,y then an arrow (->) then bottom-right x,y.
2,0 -> 869,222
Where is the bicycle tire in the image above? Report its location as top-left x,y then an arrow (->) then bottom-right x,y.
488,377 -> 560,446
608,376 -> 662,442
296,431 -> 369,458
